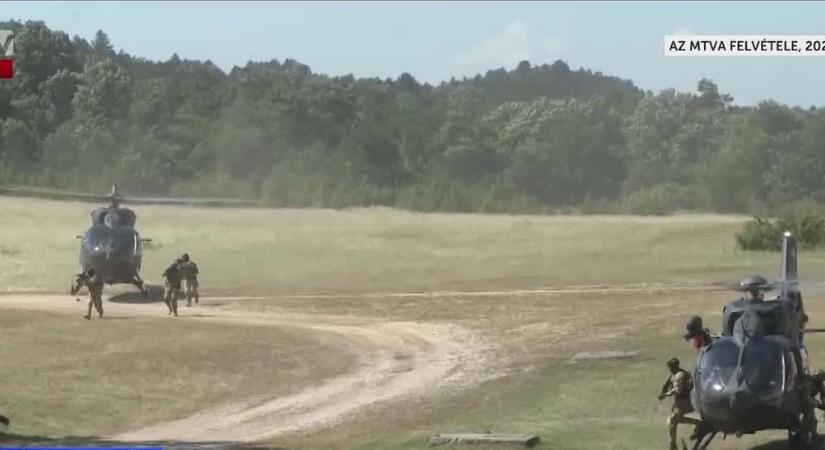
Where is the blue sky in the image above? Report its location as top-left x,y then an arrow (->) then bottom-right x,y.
6,1 -> 825,106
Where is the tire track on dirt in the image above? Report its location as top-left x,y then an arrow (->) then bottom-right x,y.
0,295 -> 498,443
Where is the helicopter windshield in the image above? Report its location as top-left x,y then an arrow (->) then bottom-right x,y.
741,339 -> 785,397
82,226 -> 112,254
699,339 -> 739,393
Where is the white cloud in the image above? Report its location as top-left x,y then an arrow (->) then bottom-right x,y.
455,20 -> 569,73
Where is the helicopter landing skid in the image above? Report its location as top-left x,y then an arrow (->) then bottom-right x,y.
690,422 -> 717,450
132,276 -> 148,298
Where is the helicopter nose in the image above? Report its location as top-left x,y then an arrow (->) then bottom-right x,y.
730,390 -> 757,412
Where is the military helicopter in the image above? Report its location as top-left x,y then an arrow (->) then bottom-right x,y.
684,232 -> 825,450
60,184 -> 256,296
71,185 -> 150,296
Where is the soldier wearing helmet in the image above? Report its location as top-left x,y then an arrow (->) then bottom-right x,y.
684,316 -> 714,350
739,275 -> 771,302
178,252 -> 200,307
162,259 -> 182,317
72,267 -> 104,320
659,357 -> 700,450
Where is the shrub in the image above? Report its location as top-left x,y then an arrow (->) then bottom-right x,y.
736,217 -> 783,251
736,215 -> 825,250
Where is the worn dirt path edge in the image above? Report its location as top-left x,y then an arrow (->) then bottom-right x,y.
0,295 -> 499,443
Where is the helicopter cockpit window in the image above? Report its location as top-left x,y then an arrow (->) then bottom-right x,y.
698,339 -> 739,393
741,339 -> 784,398
83,226 -> 112,254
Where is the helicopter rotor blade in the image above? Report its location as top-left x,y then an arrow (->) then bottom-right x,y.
117,195 -> 258,207
0,185 -> 111,203
0,185 -> 258,208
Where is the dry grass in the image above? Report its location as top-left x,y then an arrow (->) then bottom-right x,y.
269,288 -> 825,450
2,197 -> 818,296
3,196 -> 825,449
0,309 -> 355,439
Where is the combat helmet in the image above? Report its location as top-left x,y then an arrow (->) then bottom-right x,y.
667,357 -> 680,370
685,315 -> 704,340
181,253 -> 190,262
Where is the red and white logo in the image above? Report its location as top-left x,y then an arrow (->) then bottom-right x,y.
0,31 -> 13,79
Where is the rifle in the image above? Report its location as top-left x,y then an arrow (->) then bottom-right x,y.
659,376 -> 673,400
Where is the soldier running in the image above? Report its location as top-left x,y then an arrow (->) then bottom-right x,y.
72,268 -> 104,320
162,259 -> 182,317
659,357 -> 700,450
178,253 -> 200,306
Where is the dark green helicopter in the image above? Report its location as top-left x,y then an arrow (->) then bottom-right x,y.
684,232 -> 825,450
63,184 -> 256,296
72,185 -> 150,296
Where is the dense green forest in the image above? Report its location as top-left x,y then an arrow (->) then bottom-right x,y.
1,20 -> 823,215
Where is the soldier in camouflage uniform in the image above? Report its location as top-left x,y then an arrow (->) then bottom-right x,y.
178,253 -> 199,307
659,357 -> 700,450
796,370 -> 824,446
162,259 -> 182,317
72,268 -> 104,320
812,370 -> 825,409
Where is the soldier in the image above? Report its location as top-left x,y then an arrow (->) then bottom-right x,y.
72,268 -> 104,320
811,370 -> 825,410
162,259 -> 182,317
799,371 -> 820,441
659,357 -> 700,450
178,253 -> 199,307
684,316 -> 713,350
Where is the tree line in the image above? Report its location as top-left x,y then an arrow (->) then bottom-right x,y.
1,20 -> 823,215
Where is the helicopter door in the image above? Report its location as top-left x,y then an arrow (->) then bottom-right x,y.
134,232 -> 142,256
785,351 -> 798,393
797,347 -> 810,374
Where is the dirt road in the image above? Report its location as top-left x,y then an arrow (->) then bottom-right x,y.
0,294 -> 497,443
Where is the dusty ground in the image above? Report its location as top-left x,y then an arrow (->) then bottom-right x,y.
0,292 -> 498,443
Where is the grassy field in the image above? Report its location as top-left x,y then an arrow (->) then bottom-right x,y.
2,196 -> 825,449
3,196 -> 824,295
277,288 -> 825,450
0,308 -> 355,439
